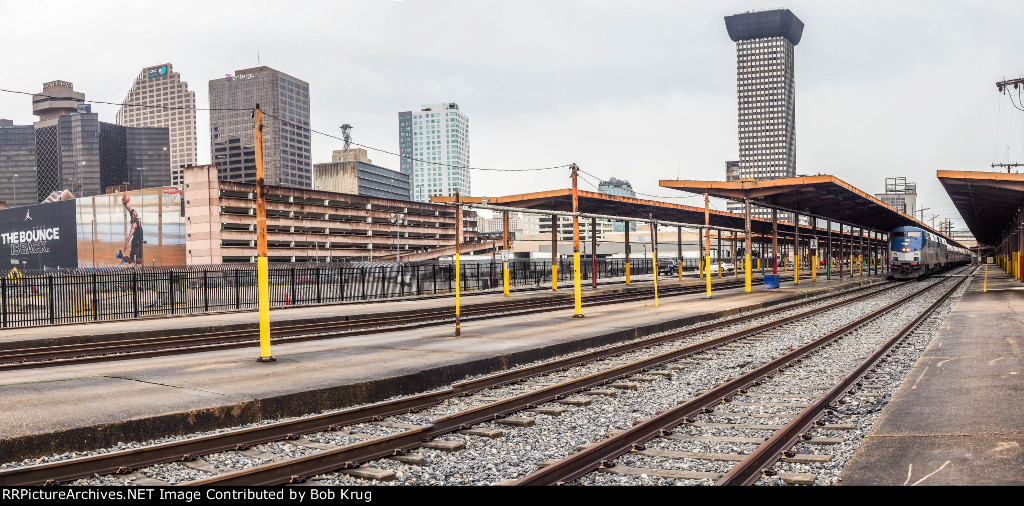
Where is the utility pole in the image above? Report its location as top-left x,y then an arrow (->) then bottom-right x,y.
255,104 -> 274,362
571,163 -> 583,318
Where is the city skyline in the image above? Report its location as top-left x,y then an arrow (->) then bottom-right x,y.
1,1 -> 1024,229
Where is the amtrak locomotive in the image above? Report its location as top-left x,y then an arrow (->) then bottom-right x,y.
889,226 -> 970,279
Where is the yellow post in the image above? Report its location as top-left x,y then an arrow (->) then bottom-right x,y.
699,255 -> 704,279
625,262 -> 630,284
794,255 -> 799,285
718,256 -> 722,278
744,254 -> 751,293
757,257 -> 761,271
254,105 -> 274,362
812,254 -> 817,282
653,247 -> 659,307
552,264 -> 557,291
571,164 -> 583,318
678,263 -> 682,281
704,195 -> 712,298
706,255 -> 712,298
455,192 -> 462,335
859,254 -> 863,276
984,263 -> 988,292
573,252 -> 582,315
503,261 -> 509,296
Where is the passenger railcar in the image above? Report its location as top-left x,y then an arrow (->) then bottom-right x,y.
888,226 -> 970,279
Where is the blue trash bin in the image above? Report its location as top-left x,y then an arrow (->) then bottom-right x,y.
763,274 -> 780,289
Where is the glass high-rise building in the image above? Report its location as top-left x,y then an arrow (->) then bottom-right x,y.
725,9 -> 803,218
117,63 -> 197,188
208,66 -> 311,188
1,81 -> 169,205
0,121 -> 37,208
398,111 -> 413,199
400,103 -> 469,202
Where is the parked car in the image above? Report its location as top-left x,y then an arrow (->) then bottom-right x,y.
657,259 -> 679,275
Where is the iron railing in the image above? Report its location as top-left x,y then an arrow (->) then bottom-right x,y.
0,258 -> 692,329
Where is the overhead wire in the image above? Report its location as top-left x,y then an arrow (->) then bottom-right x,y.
0,86 -> 573,174
261,110 -> 570,173
0,87 -> 250,113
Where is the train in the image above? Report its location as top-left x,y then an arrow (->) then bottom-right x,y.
888,225 -> 971,280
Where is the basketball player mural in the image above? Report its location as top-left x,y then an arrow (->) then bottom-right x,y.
117,193 -> 144,264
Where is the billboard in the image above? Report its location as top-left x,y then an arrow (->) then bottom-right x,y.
0,200 -> 78,269
0,187 -> 185,271
76,187 -> 185,268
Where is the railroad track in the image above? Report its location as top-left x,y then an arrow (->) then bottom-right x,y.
2,273 -> 814,371
0,276 -> 910,486
519,268 -> 972,486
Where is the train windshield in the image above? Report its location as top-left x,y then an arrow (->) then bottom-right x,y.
891,230 -> 923,251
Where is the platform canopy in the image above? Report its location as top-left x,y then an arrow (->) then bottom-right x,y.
937,170 -> 1024,247
431,188 -> 871,241
660,175 -> 944,238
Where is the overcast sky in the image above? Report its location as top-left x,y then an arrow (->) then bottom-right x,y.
2,0 -> 1023,230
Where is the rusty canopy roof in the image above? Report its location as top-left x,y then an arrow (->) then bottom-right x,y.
937,170 -> 1024,247
430,188 -> 872,241
660,175 -> 937,235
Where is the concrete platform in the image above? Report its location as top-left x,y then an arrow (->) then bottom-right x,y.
838,265 -> 1024,486
0,270 -> 883,464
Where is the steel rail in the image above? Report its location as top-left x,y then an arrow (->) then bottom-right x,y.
0,280 -> 891,486
0,279 -> 753,370
509,274 -> 957,486
182,282 -> 901,486
715,270 -> 972,485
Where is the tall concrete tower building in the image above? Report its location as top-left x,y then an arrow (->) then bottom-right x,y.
724,9 -> 803,216
117,63 -> 197,188
208,67 -> 311,188
399,103 -> 469,202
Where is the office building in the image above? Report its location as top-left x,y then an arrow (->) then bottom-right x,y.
0,121 -> 38,207
314,155 -> 411,201
597,177 -> 636,232
725,9 -> 803,217
1,81 -> 170,205
209,66 -> 311,188
398,111 -> 413,199
117,63 -> 198,188
400,103 -> 469,202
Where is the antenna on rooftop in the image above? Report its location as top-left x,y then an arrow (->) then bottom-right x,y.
340,124 -> 353,151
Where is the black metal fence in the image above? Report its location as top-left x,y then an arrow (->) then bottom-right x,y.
1,258 -> 691,329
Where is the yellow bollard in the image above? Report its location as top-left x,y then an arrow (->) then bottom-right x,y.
456,252 -> 461,334
503,261 -> 509,296
812,255 -> 817,282
573,252 -> 582,317
258,256 -> 271,359
699,257 -> 704,279
625,262 -> 630,285
678,263 -> 682,281
744,254 -> 751,293
718,259 -> 722,278
794,255 -> 799,285
552,264 -> 558,291
706,255 -> 712,298
757,257 -> 761,271
653,253 -> 660,307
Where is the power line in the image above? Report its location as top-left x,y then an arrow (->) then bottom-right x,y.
261,110 -> 570,173
0,87 -> 250,113
575,168 -> 701,201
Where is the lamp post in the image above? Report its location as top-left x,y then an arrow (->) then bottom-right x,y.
390,212 -> 405,262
